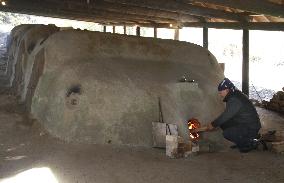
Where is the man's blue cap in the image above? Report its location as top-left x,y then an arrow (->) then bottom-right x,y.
218,78 -> 236,92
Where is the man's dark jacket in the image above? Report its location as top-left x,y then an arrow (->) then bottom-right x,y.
212,90 -> 261,130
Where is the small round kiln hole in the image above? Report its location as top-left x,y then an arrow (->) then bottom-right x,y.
70,99 -> 78,105
66,85 -> 82,97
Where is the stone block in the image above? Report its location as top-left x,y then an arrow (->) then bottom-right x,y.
166,135 -> 184,158
263,130 -> 284,153
152,122 -> 178,148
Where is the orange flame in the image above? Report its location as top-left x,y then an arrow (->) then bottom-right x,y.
188,118 -> 201,140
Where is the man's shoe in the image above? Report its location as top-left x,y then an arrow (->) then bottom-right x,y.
239,145 -> 257,153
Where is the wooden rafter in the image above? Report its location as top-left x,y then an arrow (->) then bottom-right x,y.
104,0 -> 248,21
0,0 -> 178,25
188,0 -> 284,18
182,22 -> 284,30
0,0 -> 283,28
92,1 -> 202,22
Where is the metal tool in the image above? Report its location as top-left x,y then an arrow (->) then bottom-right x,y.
158,97 -> 171,135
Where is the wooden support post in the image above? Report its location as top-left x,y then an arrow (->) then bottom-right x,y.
123,25 -> 126,34
154,27 -> 157,38
136,26 -> 141,36
113,26 -> 116,33
203,27 -> 208,49
103,25 -> 106,32
174,29 -> 179,40
242,29 -> 249,96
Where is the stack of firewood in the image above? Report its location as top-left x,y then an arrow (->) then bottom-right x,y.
262,87 -> 284,114
261,130 -> 284,153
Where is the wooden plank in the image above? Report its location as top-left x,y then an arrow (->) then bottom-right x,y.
188,0 -> 284,18
105,0 -> 246,21
0,5 -> 134,25
56,0 -> 203,22
3,0 -> 284,31
242,29 -> 249,96
102,22 -> 172,28
0,0 -> 177,24
94,1 -> 201,22
90,8 -> 177,24
182,22 -> 284,31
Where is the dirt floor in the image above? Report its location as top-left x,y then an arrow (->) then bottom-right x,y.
0,93 -> 284,183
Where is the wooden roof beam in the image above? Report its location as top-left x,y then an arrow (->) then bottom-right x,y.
18,0 -> 202,23
188,0 -> 284,18
99,22 -> 174,28
0,2 -> 179,28
0,0 -> 178,25
104,0 -> 248,21
0,9 -> 135,25
93,1 -> 202,22
55,0 -> 202,22
182,22 -> 284,31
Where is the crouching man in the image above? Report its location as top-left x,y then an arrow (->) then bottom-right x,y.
207,78 -> 261,153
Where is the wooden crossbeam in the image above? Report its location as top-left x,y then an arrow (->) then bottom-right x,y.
93,1 -> 202,22
0,5 -> 144,25
55,0 -> 202,22
0,2 -> 177,28
1,0 -> 284,30
182,22 -> 284,31
104,0 -> 247,21
188,0 -> 284,18
0,0 -> 178,25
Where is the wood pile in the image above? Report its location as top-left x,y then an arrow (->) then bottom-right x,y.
261,130 -> 284,153
268,141 -> 284,153
262,87 -> 284,114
